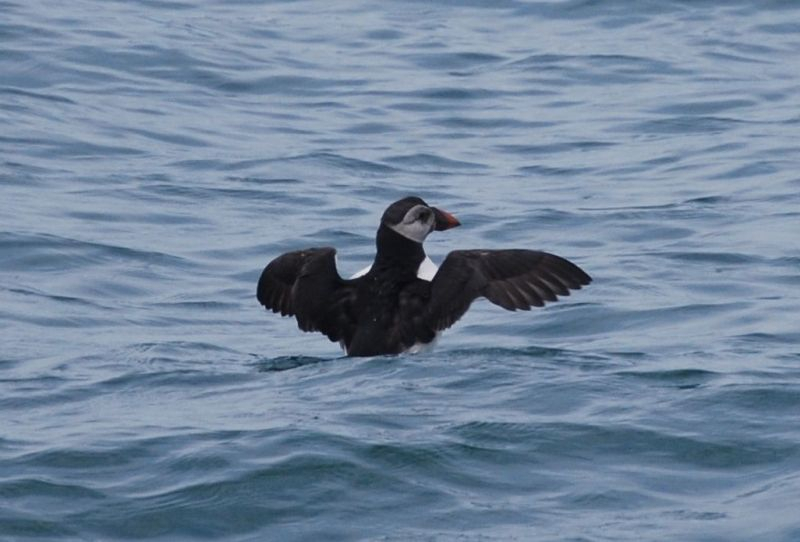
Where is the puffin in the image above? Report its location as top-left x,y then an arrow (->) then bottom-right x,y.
257,196 -> 591,357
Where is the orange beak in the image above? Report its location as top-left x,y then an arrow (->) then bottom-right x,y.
433,207 -> 461,231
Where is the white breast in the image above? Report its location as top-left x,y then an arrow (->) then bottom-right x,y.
350,256 -> 438,281
406,336 -> 439,354
416,256 -> 438,281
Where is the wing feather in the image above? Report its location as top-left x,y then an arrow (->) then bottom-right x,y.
423,249 -> 591,332
257,247 -> 356,345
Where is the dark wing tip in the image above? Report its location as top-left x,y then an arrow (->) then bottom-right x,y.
541,253 -> 592,290
256,266 -> 272,307
457,249 -> 591,312
256,247 -> 338,317
257,260 -> 293,316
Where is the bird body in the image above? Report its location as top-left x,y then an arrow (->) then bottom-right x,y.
257,197 -> 591,356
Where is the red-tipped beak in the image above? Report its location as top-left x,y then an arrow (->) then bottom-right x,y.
433,207 -> 461,231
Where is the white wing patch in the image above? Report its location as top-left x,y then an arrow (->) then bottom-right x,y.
349,256 -> 438,281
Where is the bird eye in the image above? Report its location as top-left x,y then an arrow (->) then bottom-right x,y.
418,210 -> 430,221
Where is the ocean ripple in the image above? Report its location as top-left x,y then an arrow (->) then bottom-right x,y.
2,0 -> 800,540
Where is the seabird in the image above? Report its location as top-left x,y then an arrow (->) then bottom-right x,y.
257,196 -> 591,356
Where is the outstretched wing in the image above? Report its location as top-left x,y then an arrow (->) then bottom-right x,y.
423,249 -> 591,332
257,247 -> 356,345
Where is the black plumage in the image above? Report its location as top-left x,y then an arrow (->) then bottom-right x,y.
257,197 -> 591,356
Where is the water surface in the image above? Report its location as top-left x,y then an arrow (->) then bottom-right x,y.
2,0 -> 800,540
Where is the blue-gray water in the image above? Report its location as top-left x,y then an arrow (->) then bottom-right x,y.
2,0 -> 800,540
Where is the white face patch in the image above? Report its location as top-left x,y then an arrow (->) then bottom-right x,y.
387,204 -> 435,243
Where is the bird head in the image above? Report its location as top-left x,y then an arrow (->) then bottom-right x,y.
381,196 -> 460,243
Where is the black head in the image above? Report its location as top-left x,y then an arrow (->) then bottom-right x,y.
380,196 -> 428,226
380,196 -> 460,243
